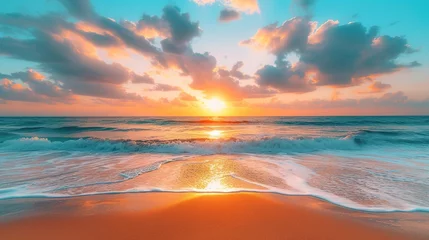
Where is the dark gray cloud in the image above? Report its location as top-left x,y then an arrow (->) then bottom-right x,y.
57,0 -> 95,20
162,6 -> 201,46
244,19 -> 419,91
217,61 -> 251,80
9,70 -> 73,99
135,15 -> 169,38
0,31 -> 128,83
131,73 -> 155,84
241,17 -> 313,61
129,5 -> 201,54
57,0 -> 160,57
0,73 -> 10,78
255,61 -> 315,93
0,1 -> 205,102
0,1 -> 186,101
160,5 -> 201,54
77,31 -> 119,47
0,70 -> 76,103
219,8 -> 240,22
302,22 -> 419,86
0,78 -> 46,102
63,81 -> 141,99
0,12 -> 120,48
230,61 -> 251,79
0,31 -> 146,99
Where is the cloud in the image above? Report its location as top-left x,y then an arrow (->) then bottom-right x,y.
57,0 -> 160,57
0,28 -> 146,100
219,8 -> 240,22
193,0 -> 260,14
230,61 -> 251,79
156,50 -> 274,100
133,15 -> 169,39
241,17 -> 315,59
379,91 -> 407,103
162,6 -> 201,47
359,81 -> 391,94
64,81 -> 141,99
127,5 -> 201,54
0,12 -> 121,49
243,18 -> 419,91
179,91 -> 198,101
0,0 -> 422,111
0,32 -> 124,84
0,78 -> 46,102
0,69 -> 76,103
1,1 -> 206,102
255,61 -> 315,93
57,0 -> 95,19
131,73 -> 155,84
149,83 -> 182,91
302,22 -> 418,86
9,70 -> 73,99
257,91 -> 429,115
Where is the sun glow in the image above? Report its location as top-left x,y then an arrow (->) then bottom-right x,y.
204,98 -> 226,113
208,130 -> 223,138
205,178 -> 227,191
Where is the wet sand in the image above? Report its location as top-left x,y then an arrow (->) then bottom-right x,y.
0,192 -> 428,240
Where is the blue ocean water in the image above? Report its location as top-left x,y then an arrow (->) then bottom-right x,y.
0,116 -> 428,212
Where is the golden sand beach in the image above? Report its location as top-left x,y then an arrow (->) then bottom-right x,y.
1,192 -> 428,240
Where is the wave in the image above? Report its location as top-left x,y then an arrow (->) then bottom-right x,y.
345,129 -> 429,144
127,119 -> 253,125
2,127 -> 428,153
0,136 -> 363,154
125,117 -> 429,126
3,117 -> 429,128
0,132 -> 20,142
275,120 -> 429,126
11,126 -> 150,134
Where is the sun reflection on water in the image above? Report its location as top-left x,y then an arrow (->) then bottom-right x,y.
208,130 -> 223,138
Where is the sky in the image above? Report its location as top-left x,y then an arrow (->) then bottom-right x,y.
0,0 -> 428,116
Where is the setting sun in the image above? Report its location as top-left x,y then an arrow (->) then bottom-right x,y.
204,98 -> 226,113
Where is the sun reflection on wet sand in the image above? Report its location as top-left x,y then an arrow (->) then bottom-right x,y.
205,178 -> 227,191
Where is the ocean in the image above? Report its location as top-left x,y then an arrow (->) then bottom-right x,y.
0,116 -> 428,213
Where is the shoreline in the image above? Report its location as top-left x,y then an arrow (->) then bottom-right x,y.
1,190 -> 429,213
1,192 -> 428,240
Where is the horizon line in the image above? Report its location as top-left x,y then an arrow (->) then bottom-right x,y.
0,115 -> 428,118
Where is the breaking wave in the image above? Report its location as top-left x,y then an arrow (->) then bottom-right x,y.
0,135 -> 371,154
